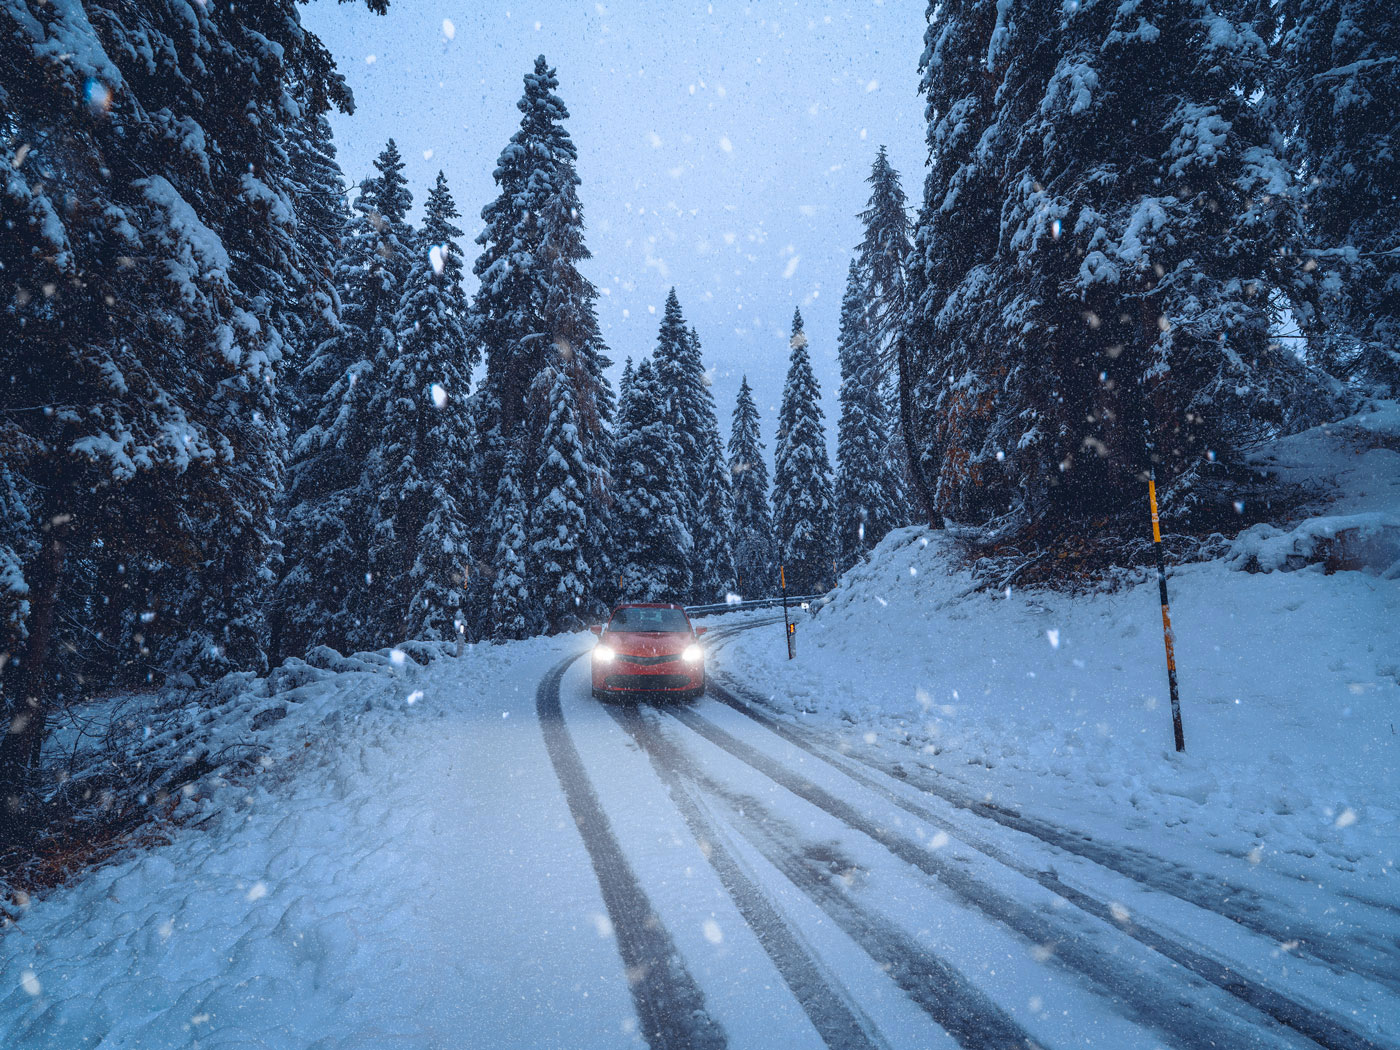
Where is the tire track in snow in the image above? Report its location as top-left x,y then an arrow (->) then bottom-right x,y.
602,702 -> 892,1050
536,653 -> 727,1050
612,702 -> 1032,1050
679,675 -> 1383,1050
704,638 -> 1400,995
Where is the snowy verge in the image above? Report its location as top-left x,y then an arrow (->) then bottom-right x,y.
1,634 -> 634,1049
8,641 -> 459,905
720,408 -> 1400,926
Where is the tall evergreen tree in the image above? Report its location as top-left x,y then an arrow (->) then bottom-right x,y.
282,97 -> 349,436
613,360 -> 693,601
773,310 -> 836,593
835,261 -> 903,569
490,449 -> 533,641
909,0 -> 1329,536
855,148 -> 915,525
1275,1 -> 1399,391
728,377 -> 776,595
277,140 -> 415,656
0,0 -> 379,826
652,291 -> 734,599
905,0 -> 1010,528
693,420 -> 738,602
652,291 -> 703,524
473,55 -> 578,447
376,172 -> 476,641
472,56 -> 614,623
529,360 -> 591,632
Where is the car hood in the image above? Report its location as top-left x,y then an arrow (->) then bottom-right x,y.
604,632 -> 693,657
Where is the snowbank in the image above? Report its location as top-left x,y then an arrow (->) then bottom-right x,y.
1226,512 -> 1400,575
722,407 -> 1400,918
1,635 -> 631,1049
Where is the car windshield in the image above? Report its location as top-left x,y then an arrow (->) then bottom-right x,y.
609,607 -> 691,632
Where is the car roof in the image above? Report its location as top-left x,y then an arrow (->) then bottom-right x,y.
611,602 -> 686,611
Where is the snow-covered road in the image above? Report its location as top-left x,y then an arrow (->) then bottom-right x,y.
538,618 -> 1398,1050
4,610 -> 1397,1049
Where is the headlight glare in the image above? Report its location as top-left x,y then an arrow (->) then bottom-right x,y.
682,644 -> 703,663
593,644 -> 615,663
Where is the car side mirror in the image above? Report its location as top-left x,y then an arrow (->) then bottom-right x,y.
694,626 -> 707,636
589,624 -> 603,636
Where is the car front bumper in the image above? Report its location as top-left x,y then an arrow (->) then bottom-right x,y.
591,658 -> 704,696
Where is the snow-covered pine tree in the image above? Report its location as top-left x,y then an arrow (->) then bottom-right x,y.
473,56 -> 615,621
0,0 -> 378,824
650,290 -> 702,522
474,55 -> 578,454
490,449 -> 534,641
652,291 -> 734,600
1276,1 -> 1399,392
855,147 -> 915,522
375,171 -> 477,642
613,359 -> 693,602
835,261 -> 904,570
277,140 -> 415,657
727,377 -> 776,595
911,0 -> 1329,537
528,360 -> 591,632
535,158 -> 616,619
282,98 -> 349,436
773,310 -> 836,593
906,0 -> 1011,529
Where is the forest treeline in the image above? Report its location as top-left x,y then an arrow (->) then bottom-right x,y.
1,1 -> 1396,829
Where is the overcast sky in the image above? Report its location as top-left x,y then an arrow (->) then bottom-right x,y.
302,1 -> 928,445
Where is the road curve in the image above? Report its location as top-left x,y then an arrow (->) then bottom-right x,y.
535,617 -> 1397,1050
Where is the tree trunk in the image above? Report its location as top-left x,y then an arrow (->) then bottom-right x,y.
0,523 -> 67,839
896,329 -> 939,528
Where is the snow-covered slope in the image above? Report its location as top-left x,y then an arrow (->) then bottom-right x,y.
0,635 -> 643,1049
720,405 -> 1400,915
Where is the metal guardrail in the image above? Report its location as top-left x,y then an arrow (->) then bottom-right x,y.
684,594 -> 825,618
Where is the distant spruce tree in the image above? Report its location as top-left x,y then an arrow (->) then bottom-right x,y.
529,359 -> 591,632
909,0 -> 1330,537
490,448 -> 534,641
727,377 -> 776,595
282,96 -> 349,436
653,291 -> 735,600
835,261 -> 903,570
613,359 -> 693,602
378,172 -> 477,642
277,140 -> 415,656
1275,0 -> 1399,392
773,310 -> 836,593
855,147 -> 915,521
693,414 -> 738,602
652,291 -> 702,525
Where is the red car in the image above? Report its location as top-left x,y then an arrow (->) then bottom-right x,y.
590,603 -> 707,701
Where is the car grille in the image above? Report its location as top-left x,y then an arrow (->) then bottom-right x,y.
605,673 -> 694,691
622,652 -> 683,666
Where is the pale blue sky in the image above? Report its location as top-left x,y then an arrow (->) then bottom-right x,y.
302,0 -> 927,442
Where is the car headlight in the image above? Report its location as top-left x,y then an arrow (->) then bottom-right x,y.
682,644 -> 703,663
593,644 -> 615,663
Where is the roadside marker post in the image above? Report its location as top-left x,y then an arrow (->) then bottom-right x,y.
1146,449 -> 1186,752
780,566 -> 796,660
